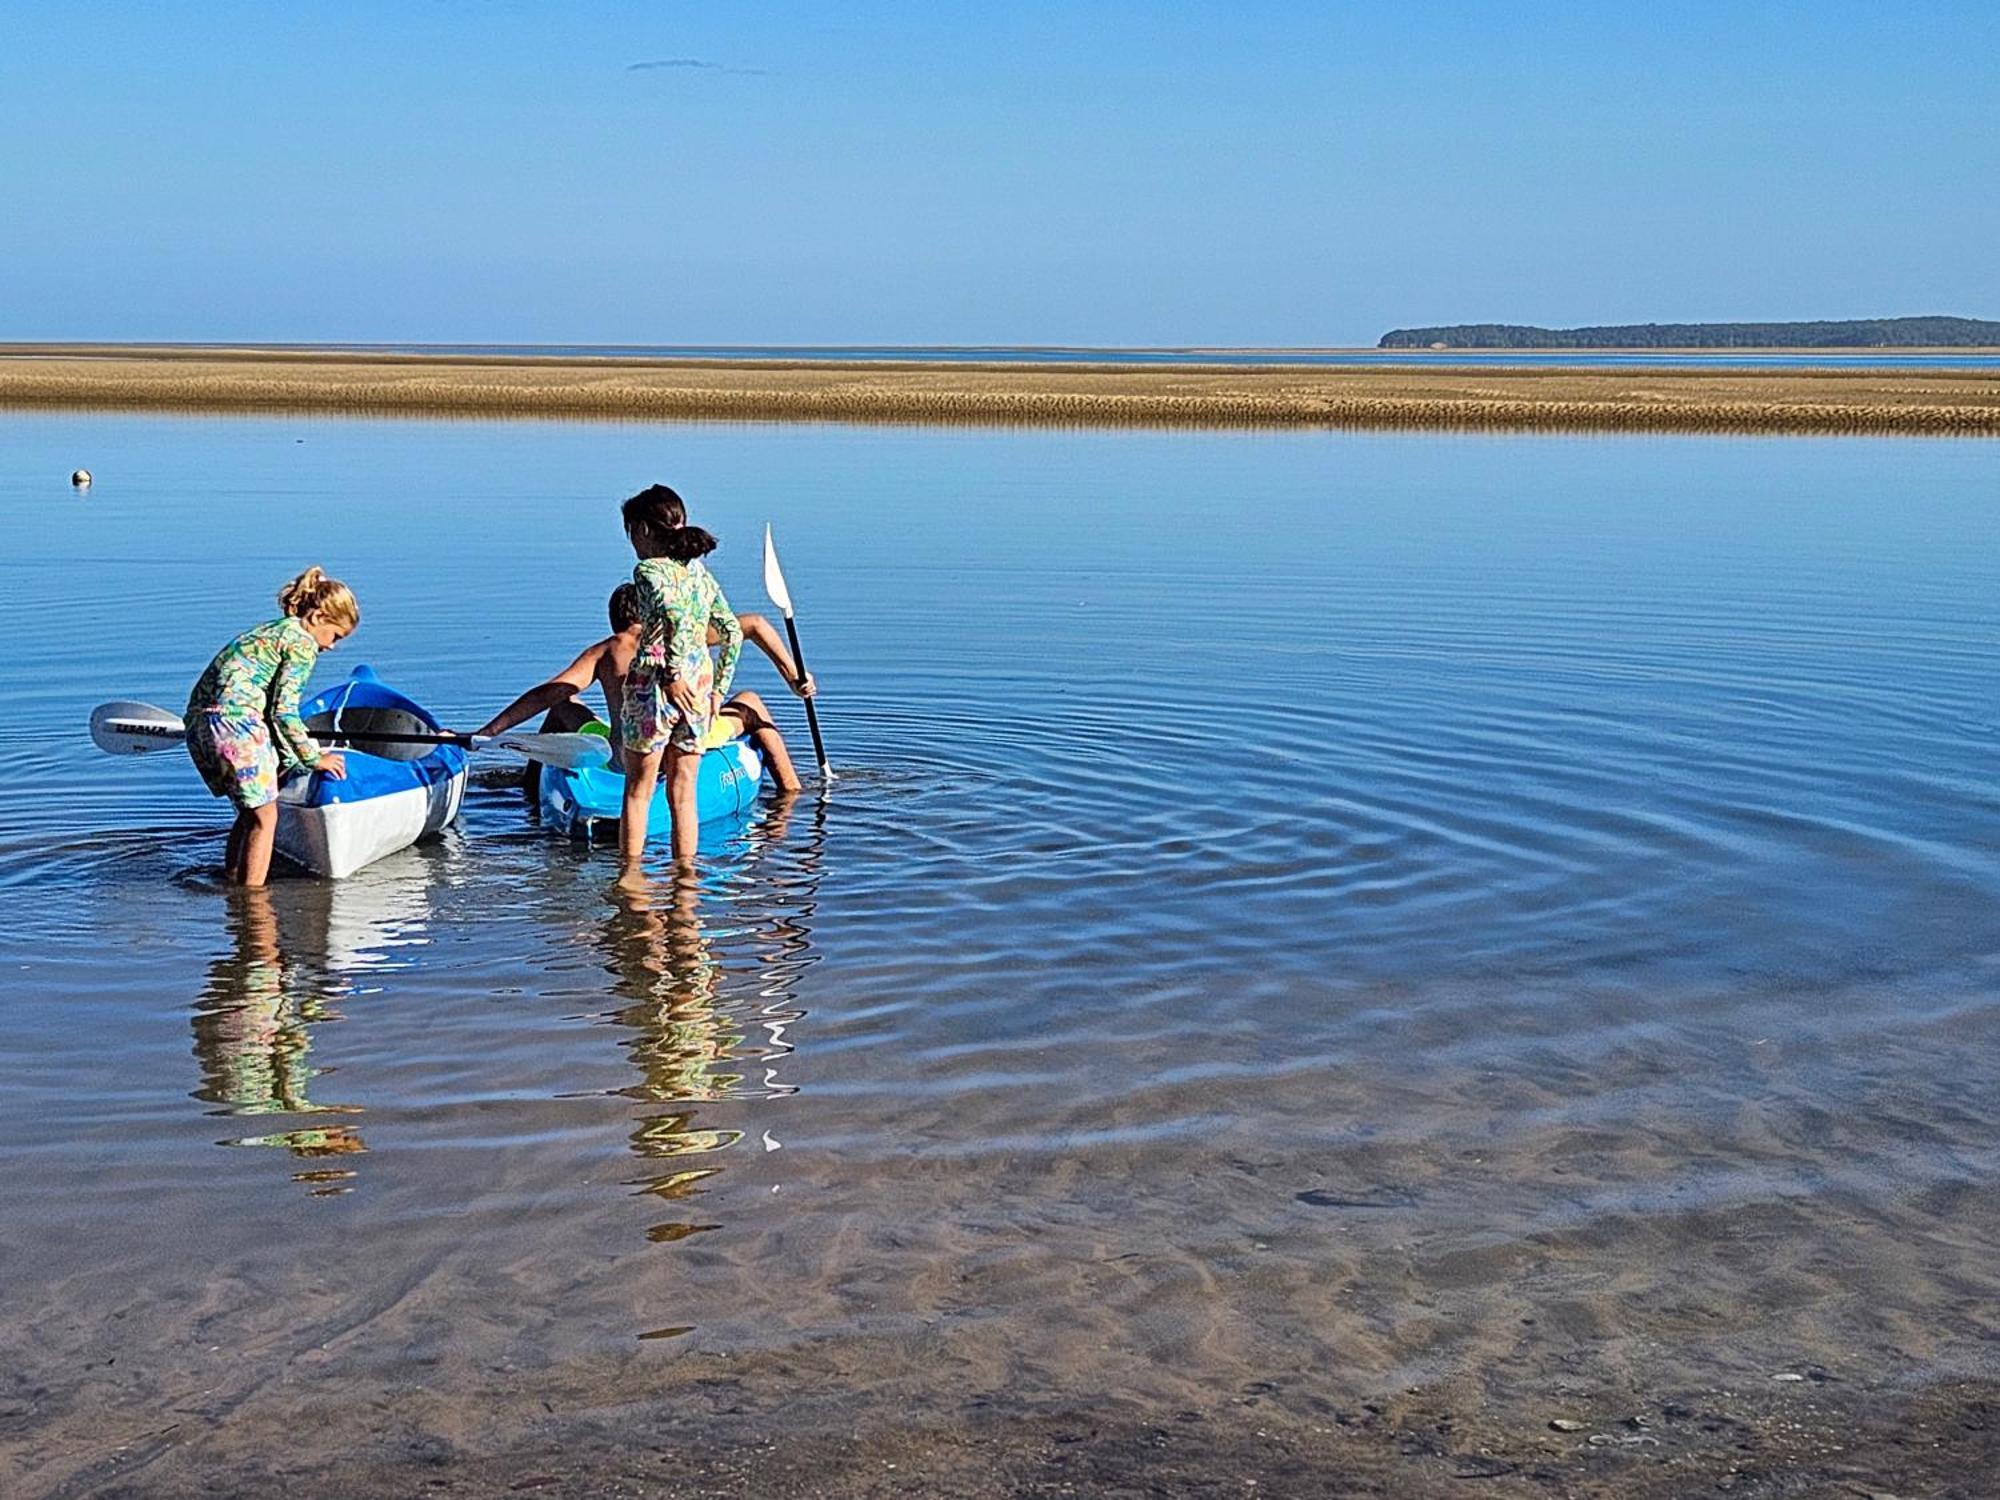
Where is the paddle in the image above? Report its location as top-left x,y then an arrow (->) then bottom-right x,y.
87,701 -> 612,770
762,524 -> 831,780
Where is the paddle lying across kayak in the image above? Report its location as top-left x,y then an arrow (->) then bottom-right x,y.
89,666 -> 776,877
89,692 -> 612,768
90,666 -> 617,879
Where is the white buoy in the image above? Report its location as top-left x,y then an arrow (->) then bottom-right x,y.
71,469 -> 92,488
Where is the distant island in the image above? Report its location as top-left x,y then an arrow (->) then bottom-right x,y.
1379,316 -> 2000,349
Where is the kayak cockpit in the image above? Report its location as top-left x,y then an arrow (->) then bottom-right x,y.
304,703 -> 434,762
275,666 -> 467,879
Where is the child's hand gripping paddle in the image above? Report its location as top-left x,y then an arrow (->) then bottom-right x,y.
763,524 -> 831,780
88,701 -> 611,770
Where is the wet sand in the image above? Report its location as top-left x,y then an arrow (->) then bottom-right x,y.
45,1383 -> 2000,1498
2,344 -> 1998,433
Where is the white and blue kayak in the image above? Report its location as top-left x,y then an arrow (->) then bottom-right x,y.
276,666 -> 467,879
537,720 -> 762,841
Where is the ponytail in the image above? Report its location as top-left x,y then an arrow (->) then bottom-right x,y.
277,566 -> 361,630
655,524 -> 718,562
621,482 -> 718,562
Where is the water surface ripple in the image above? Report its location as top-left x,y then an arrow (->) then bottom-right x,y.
1,416 -> 1997,1482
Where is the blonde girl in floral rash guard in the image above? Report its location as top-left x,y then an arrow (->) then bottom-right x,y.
185,567 -> 357,886
616,485 -> 742,872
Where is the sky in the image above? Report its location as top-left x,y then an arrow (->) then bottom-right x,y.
2,1 -> 1994,346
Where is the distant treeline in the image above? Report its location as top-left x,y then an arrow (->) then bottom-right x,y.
1379,317 -> 2000,349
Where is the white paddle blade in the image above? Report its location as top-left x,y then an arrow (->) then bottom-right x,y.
90,700 -> 187,755
484,732 -> 614,771
762,524 -> 795,619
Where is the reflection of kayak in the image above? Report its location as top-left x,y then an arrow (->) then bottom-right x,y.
537,719 -> 763,841
278,843 -> 439,972
275,666 -> 467,879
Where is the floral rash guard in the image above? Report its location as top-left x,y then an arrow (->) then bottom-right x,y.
620,557 -> 743,754
184,617 -> 327,809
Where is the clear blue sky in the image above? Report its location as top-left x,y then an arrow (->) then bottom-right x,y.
3,1 -> 1993,345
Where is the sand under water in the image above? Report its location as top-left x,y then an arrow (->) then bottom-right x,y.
16,951 -> 2000,1498
3,415 -> 1999,1497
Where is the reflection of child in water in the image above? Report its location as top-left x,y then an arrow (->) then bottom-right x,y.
601,871 -> 747,1110
191,890 -> 364,1163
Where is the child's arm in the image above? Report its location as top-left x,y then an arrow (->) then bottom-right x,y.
601,669 -> 625,734
715,612 -> 815,697
474,642 -> 604,738
270,640 -> 328,771
708,582 -> 744,701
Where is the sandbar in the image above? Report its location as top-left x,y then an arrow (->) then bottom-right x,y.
1,344 -> 1996,435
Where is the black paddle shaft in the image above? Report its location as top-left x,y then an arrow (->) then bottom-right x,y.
781,615 -> 830,774
320,729 -> 471,748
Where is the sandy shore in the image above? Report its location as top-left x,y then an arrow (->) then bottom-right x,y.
50,1379 -> 2000,1498
2,345 -> 1997,434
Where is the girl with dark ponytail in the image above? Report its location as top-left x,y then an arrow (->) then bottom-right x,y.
619,484 -> 719,563
617,484 -> 744,869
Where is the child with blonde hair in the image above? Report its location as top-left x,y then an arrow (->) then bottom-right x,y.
185,567 -> 357,886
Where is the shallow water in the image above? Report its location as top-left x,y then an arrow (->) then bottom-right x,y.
2,415 -> 1998,1488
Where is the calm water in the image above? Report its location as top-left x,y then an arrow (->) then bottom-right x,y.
16,340 -> 2000,370
3,414 -> 1998,1484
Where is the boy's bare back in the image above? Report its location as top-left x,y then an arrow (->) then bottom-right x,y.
595,629 -> 641,730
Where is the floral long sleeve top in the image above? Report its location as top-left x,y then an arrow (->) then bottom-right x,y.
186,617 -> 327,770
632,557 -> 742,699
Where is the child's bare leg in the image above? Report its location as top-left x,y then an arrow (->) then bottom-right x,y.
722,691 -> 800,792
224,811 -> 248,882
752,724 -> 802,793
238,802 -> 280,888
664,745 -> 702,866
620,745 -> 664,867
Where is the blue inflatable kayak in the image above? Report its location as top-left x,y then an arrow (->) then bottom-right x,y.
537,721 -> 763,841
276,665 -> 468,878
